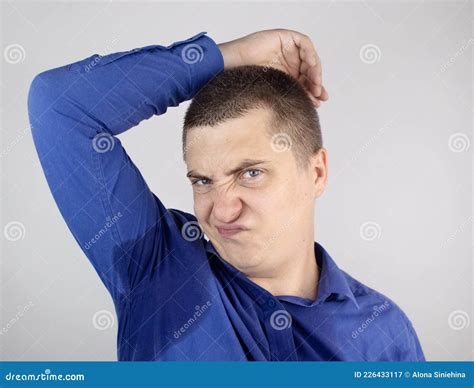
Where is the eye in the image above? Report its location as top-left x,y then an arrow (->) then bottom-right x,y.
241,169 -> 262,179
192,178 -> 212,186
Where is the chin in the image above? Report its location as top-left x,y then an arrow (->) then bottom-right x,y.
225,246 -> 267,270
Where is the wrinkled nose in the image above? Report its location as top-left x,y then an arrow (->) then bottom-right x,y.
211,186 -> 243,224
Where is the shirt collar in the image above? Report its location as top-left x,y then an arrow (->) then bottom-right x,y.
313,241 -> 360,309
205,239 -> 359,309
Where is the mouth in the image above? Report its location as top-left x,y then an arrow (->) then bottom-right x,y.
216,226 -> 248,238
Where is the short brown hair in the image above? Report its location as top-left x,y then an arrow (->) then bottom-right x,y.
182,65 -> 322,167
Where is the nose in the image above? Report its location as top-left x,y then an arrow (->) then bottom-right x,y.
211,182 -> 243,224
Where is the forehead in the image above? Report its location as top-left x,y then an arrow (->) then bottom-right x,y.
185,108 -> 282,171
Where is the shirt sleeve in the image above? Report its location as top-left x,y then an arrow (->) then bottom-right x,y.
27,32 -> 224,302
404,319 -> 426,361
392,312 -> 426,361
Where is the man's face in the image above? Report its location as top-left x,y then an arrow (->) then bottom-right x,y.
185,108 -> 327,277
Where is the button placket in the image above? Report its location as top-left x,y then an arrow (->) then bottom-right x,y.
263,300 -> 297,361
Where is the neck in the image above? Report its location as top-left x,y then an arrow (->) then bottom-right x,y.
249,238 -> 319,301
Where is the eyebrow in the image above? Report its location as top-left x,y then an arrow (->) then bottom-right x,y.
186,159 -> 269,180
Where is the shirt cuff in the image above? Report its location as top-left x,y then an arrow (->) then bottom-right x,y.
167,31 -> 225,96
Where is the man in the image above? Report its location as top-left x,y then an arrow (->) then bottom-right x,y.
28,29 -> 425,361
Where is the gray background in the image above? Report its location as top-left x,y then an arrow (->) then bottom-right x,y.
1,0 -> 472,361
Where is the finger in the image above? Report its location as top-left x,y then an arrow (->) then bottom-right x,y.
299,58 -> 323,102
294,33 -> 322,86
308,94 -> 321,108
299,69 -> 327,105
306,65 -> 322,86
300,77 -> 323,107
300,50 -> 321,87
300,62 -> 322,87
306,66 -> 322,96
299,74 -> 317,98
296,35 -> 319,69
319,85 -> 329,101
297,64 -> 321,100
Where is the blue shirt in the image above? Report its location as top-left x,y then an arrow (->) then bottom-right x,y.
27,32 -> 425,361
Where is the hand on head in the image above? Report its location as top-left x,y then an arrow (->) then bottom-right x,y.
218,29 -> 329,107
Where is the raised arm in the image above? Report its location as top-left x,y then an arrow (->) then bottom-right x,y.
27,29 -> 327,302
27,32 -> 224,301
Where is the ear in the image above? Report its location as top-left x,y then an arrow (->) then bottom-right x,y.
311,148 -> 328,198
